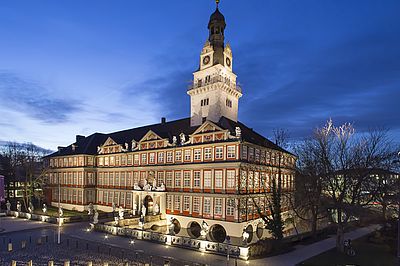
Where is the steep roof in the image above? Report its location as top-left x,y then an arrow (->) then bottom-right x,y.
46,116 -> 291,157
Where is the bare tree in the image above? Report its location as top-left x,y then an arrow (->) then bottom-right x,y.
301,119 -> 397,252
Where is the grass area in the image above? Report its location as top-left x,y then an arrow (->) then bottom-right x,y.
34,206 -> 87,217
298,233 -> 398,266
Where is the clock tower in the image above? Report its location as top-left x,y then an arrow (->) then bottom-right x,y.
188,1 -> 242,127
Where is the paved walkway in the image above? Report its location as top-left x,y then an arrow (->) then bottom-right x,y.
0,217 -> 381,266
254,224 -> 381,266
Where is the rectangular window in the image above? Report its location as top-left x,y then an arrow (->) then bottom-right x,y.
248,147 -> 254,161
158,152 -> 164,164
115,156 -> 120,166
183,171 -> 191,187
193,171 -> 201,188
133,154 -> 139,165
184,150 -> 191,161
227,146 -> 236,159
157,172 -> 164,186
194,149 -> 201,161
141,153 -> 147,164
109,172 -> 114,186
166,151 -> 173,163
174,195 -> 181,211
193,197 -> 200,213
127,155 -> 133,165
121,155 -> 127,165
174,172 -> 181,188
126,193 -> 132,207
115,172 -> 120,187
226,199 -> 235,216
242,146 -> 248,160
226,170 -> 236,188
175,150 -> 182,162
167,195 -> 172,210
104,157 -> 109,166
215,170 -> 223,188
120,192 -> 125,206
121,172 -> 126,187
204,171 -> 212,188
254,171 -> 259,188
204,147 -> 212,160
255,149 -> 260,162
215,198 -> 222,215
110,156 -> 115,166
166,172 -> 173,188
215,147 -> 223,159
203,197 -> 211,214
149,153 -> 155,164
183,196 -> 190,211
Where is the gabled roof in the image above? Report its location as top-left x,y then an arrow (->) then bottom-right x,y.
46,116 -> 291,157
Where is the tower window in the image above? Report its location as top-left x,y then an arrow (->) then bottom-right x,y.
226,99 -> 232,108
201,98 -> 209,106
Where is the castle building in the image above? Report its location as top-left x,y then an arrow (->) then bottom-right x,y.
45,3 -> 296,241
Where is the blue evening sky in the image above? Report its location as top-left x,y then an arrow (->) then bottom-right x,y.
0,0 -> 399,149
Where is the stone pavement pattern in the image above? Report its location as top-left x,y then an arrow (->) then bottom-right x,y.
0,217 -> 380,266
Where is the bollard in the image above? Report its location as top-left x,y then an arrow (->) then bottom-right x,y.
150,256 -> 153,266
124,262 -> 129,266
48,260 -> 54,266
8,242 -> 13,252
21,240 -> 27,249
64,260 -> 70,266
11,260 -> 16,266
27,260 -> 33,266
87,262 -> 93,266
163,260 -> 170,266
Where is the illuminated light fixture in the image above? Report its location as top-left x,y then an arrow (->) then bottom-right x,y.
104,235 -> 109,239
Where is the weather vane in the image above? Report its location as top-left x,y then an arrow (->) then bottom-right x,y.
216,0 -> 220,8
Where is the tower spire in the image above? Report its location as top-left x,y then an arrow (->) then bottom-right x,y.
216,0 -> 220,8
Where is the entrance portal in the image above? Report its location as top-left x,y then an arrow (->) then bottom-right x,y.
144,195 -> 154,214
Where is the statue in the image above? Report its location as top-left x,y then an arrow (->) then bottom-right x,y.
87,203 -> 94,215
112,202 -> 117,213
28,202 -> 34,213
153,203 -> 160,215
93,210 -> 99,224
235,127 -> 242,138
179,133 -> 186,144
155,183 -> 165,191
132,202 -> 137,215
16,201 -> 22,212
125,142 -> 129,150
169,217 -> 175,235
118,206 -> 124,220
152,178 -> 157,189
141,205 -> 147,217
143,179 -> 152,191
242,229 -> 250,243
200,220 -> 209,237
42,204 -> 47,214
131,140 -> 137,150
133,183 -> 141,190
58,207 -> 63,217
172,136 -> 177,145
6,200 -> 11,212
97,146 -> 101,153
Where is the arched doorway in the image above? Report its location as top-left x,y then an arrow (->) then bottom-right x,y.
143,195 -> 154,215
187,221 -> 201,238
170,218 -> 181,235
209,224 -> 227,243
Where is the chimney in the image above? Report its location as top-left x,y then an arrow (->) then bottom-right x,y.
76,135 -> 85,142
161,117 -> 166,124
57,146 -> 65,153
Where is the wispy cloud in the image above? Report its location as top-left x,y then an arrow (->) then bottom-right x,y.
0,71 -> 80,123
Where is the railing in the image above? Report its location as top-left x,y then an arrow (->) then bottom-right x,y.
95,223 -> 246,259
188,75 -> 242,93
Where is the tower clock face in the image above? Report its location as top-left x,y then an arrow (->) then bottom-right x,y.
203,55 -> 210,65
226,57 -> 231,67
